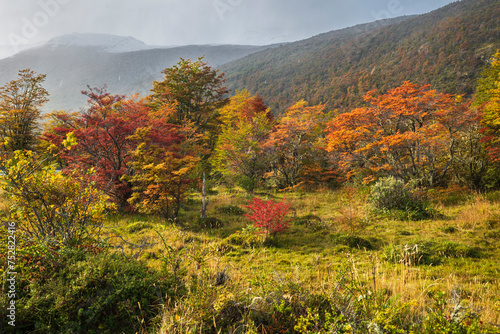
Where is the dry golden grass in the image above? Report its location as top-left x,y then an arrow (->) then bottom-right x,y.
103,187 -> 500,328
453,193 -> 500,230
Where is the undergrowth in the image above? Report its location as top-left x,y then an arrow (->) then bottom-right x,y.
2,187 -> 500,333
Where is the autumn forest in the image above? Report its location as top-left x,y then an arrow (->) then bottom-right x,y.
1,1 -> 500,333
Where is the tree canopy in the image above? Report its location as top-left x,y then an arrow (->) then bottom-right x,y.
0,69 -> 49,152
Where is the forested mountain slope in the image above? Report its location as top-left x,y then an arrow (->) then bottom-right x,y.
0,34 -> 268,112
222,0 -> 500,113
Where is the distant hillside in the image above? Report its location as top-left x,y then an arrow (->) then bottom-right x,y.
0,34 -> 268,112
222,0 -> 500,114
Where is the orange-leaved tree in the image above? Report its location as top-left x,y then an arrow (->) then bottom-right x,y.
264,100 -> 330,189
326,81 -> 475,187
125,103 -> 201,220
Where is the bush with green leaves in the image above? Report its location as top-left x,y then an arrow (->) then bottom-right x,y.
216,204 -> 246,216
1,247 -> 182,334
370,176 -> 434,220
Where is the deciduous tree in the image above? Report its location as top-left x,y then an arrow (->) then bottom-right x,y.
326,81 -> 475,187
213,90 -> 273,192
43,87 -> 151,208
125,113 -> 199,220
0,69 -> 49,152
149,57 -> 229,156
264,100 -> 328,189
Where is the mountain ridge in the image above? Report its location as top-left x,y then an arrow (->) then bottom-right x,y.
0,0 -> 498,113
221,0 -> 500,113
44,33 -> 153,53
0,35 -> 269,111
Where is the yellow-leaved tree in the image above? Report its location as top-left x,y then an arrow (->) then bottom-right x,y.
0,134 -> 112,246
213,90 -> 273,192
478,51 -> 500,163
125,107 -> 201,221
0,69 -> 49,152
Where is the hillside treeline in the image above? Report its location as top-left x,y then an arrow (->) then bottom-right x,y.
222,0 -> 500,114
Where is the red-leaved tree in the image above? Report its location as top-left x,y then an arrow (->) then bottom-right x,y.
43,87 -> 157,208
244,197 -> 293,238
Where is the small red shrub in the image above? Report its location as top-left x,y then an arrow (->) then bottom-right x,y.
244,197 -> 293,237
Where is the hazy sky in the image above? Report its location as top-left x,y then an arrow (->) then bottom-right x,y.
0,0 -> 457,59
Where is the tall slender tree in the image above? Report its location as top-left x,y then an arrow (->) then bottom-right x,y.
149,57 -> 229,156
0,69 -> 49,152
213,90 -> 273,192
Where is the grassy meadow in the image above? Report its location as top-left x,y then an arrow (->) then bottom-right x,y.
2,185 -> 500,333
96,185 -> 500,333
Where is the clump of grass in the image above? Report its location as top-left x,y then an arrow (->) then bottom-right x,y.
193,216 -> 224,230
124,221 -> 154,233
223,227 -> 263,249
383,240 -> 483,267
455,194 -> 496,230
440,226 -> 457,234
216,204 -> 246,216
332,233 -> 374,250
434,241 -> 482,259
384,243 -> 437,265
294,214 -> 330,231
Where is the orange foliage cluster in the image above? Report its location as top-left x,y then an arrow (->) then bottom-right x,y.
326,82 -> 475,186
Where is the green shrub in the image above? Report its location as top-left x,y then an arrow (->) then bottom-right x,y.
370,177 -> 435,220
3,248 -> 181,334
194,216 -> 224,230
237,175 -> 259,193
332,233 -> 374,250
216,204 -> 246,216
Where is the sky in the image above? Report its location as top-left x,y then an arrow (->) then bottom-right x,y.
0,0 -> 457,59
